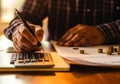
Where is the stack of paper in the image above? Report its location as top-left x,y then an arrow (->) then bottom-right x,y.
51,41 -> 120,68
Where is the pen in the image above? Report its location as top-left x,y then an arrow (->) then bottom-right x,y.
15,9 -> 41,46
15,9 -> 35,36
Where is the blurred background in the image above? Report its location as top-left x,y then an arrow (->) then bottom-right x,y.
0,0 -> 48,40
0,0 -> 24,34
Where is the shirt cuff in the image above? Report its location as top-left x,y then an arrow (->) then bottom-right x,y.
96,21 -> 119,44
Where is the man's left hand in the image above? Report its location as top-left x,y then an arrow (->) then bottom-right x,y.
57,24 -> 105,47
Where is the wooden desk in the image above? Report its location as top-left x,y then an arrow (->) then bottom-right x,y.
0,35 -> 120,84
0,66 -> 120,84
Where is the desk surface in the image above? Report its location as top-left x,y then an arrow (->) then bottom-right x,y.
0,66 -> 120,84
0,35 -> 120,84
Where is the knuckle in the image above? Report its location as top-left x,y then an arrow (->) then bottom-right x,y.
18,26 -> 27,34
20,44 -> 24,48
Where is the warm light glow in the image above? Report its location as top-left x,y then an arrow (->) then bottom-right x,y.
1,12 -> 14,22
1,0 -> 10,7
1,0 -> 24,23
1,0 -> 14,22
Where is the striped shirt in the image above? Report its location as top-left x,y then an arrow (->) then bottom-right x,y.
4,0 -> 120,44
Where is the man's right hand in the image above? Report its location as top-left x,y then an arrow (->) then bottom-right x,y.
12,24 -> 44,52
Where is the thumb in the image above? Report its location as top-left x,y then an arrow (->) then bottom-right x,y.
35,26 -> 44,42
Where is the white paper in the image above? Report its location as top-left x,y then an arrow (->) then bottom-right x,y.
51,40 -> 120,67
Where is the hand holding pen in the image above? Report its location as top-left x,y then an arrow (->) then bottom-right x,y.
12,9 -> 44,52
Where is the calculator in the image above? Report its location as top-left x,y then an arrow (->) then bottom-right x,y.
10,52 -> 55,68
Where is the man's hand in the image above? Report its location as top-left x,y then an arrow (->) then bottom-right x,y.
57,24 -> 105,47
12,24 -> 44,52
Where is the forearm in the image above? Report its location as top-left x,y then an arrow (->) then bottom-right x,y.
4,16 -> 43,41
97,19 -> 120,44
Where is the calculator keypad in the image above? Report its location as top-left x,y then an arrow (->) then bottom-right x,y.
10,52 -> 54,68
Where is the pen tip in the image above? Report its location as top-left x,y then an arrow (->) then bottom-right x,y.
15,8 -> 18,11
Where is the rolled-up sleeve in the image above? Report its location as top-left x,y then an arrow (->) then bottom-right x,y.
4,18 -> 22,41
97,19 -> 120,44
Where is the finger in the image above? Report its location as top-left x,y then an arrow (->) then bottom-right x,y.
62,30 -> 85,46
59,25 -> 79,42
18,24 -> 37,45
14,42 -> 28,52
35,26 -> 44,42
58,33 -> 74,46
68,24 -> 83,32
28,23 -> 35,32
64,34 -> 80,46
74,38 -> 91,47
58,25 -> 84,46
13,41 -> 20,52
58,31 -> 70,41
13,28 -> 40,52
13,37 -> 29,52
14,37 -> 39,52
15,30 -> 35,50
12,32 -> 21,52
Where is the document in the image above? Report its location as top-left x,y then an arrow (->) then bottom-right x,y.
51,41 -> 120,68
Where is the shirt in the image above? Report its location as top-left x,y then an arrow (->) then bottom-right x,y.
4,0 -> 120,44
